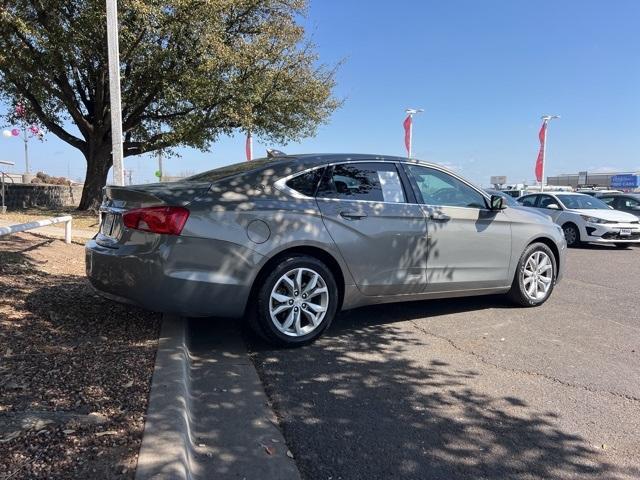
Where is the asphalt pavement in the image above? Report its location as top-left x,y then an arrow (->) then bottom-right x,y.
246,245 -> 640,480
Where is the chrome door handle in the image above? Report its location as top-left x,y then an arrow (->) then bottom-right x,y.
429,212 -> 450,222
340,210 -> 368,220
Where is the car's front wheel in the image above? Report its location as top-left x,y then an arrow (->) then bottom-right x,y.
508,242 -> 557,307
562,223 -> 581,247
251,255 -> 338,347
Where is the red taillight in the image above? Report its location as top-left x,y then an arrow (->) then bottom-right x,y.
122,206 -> 190,235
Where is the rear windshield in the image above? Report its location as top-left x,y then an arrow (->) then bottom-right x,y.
557,194 -> 610,210
186,158 -> 282,183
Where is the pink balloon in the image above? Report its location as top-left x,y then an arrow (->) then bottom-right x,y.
29,125 -> 39,135
11,128 -> 20,137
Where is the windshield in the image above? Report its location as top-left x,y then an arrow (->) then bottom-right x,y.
186,158 -> 282,182
557,194 -> 611,210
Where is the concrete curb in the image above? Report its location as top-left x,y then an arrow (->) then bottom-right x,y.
136,315 -> 300,480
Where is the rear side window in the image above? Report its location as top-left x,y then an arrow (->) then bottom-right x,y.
317,163 -> 406,203
518,195 -> 537,207
538,195 -> 558,209
599,196 -> 615,206
285,168 -> 324,197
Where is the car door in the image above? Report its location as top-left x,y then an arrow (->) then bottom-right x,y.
402,164 -> 511,292
315,161 -> 428,296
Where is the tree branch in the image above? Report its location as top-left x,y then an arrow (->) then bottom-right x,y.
8,76 -> 86,153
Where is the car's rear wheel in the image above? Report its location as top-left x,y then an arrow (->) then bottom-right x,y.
508,242 -> 557,307
251,255 -> 338,347
562,223 -> 581,247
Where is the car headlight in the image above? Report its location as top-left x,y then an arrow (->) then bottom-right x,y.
580,215 -> 614,224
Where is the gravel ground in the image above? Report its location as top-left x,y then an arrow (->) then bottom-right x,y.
0,233 -> 160,479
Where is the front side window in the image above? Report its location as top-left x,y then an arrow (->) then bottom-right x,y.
317,163 -> 406,203
599,196 -> 615,206
517,195 -> 538,207
405,165 -> 486,209
621,196 -> 640,208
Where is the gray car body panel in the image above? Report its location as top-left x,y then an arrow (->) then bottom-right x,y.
85,154 -> 566,318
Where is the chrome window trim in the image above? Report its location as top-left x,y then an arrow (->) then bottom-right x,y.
274,159 -> 491,209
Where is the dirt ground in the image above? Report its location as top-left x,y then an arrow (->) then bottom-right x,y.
0,232 -> 160,479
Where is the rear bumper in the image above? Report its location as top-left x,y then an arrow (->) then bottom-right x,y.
85,236 -> 263,318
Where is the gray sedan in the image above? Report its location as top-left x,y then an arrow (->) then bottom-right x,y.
86,154 -> 566,346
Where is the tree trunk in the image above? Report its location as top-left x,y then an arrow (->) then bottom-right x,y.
78,147 -> 112,211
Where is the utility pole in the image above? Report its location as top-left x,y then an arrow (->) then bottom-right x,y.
106,0 -> 124,186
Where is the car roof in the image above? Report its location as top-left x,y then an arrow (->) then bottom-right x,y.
598,192 -> 640,197
260,153 -> 442,169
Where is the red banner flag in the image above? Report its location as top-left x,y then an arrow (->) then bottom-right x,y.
245,132 -> 253,161
535,120 -> 547,182
403,115 -> 412,155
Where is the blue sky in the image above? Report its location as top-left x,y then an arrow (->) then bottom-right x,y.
1,0 -> 639,185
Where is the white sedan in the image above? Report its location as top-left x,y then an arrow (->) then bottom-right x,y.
517,192 -> 640,248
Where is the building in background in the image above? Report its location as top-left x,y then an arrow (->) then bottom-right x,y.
547,171 -> 640,190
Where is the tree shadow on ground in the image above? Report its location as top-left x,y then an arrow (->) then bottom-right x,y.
248,300 -> 639,480
0,235 -> 160,479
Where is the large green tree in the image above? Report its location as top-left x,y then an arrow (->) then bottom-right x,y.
0,0 -> 339,209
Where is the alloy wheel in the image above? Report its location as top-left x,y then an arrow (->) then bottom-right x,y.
269,267 -> 329,337
522,251 -> 554,301
563,225 -> 577,246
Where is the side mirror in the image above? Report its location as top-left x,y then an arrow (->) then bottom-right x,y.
490,195 -> 505,210
546,203 -> 561,210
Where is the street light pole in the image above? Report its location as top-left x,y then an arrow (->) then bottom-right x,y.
540,115 -> 560,193
106,0 -> 124,186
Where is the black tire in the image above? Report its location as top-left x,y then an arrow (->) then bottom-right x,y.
562,223 -> 581,247
615,243 -> 631,249
507,242 -> 557,307
249,254 -> 338,347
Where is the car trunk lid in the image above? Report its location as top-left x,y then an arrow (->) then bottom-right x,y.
103,181 -> 212,209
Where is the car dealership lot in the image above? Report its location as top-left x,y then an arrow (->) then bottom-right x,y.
245,245 -> 640,480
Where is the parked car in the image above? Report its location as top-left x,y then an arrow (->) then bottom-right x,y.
597,193 -> 640,219
86,154 -> 566,346
517,192 -> 640,248
577,189 -> 622,197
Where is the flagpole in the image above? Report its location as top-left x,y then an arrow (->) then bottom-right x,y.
408,114 -> 412,159
404,108 -> 423,159
246,131 -> 253,161
540,115 -> 560,193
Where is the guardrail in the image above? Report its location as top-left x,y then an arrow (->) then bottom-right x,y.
0,215 -> 73,244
